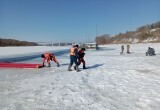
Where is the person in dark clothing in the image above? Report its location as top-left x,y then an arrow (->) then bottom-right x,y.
127,44 -> 131,54
78,48 -> 86,69
146,47 -> 156,56
74,48 -> 86,70
120,45 -> 124,54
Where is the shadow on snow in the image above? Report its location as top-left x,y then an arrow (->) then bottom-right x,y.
86,63 -> 104,69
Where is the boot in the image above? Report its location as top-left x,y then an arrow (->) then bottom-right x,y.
42,62 -> 45,67
74,63 -> 80,70
68,64 -> 72,71
83,65 -> 86,69
57,62 -> 60,67
74,66 -> 76,70
76,66 -> 80,72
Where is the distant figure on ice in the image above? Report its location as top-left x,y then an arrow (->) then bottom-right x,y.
146,47 -> 156,56
77,48 -> 86,69
127,44 -> 131,54
68,44 -> 80,72
120,45 -> 124,54
41,52 -> 59,67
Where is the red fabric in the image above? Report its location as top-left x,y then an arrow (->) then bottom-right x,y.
78,50 -> 84,54
78,58 -> 85,65
0,62 -> 42,68
78,49 -> 85,65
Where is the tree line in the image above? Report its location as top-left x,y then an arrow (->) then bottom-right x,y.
0,38 -> 38,46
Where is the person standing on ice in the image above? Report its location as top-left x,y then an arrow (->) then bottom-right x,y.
120,45 -> 124,54
77,48 -> 86,69
68,44 -> 79,72
41,53 -> 59,67
127,44 -> 131,54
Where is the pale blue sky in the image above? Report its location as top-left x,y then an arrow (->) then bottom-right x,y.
0,0 -> 160,43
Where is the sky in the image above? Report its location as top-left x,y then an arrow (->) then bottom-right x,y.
0,0 -> 160,43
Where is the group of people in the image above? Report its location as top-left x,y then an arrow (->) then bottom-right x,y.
41,44 -> 86,72
41,44 -> 157,69
120,44 -> 131,54
120,44 -> 156,56
68,44 -> 86,72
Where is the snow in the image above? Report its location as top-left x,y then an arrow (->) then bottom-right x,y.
150,28 -> 160,32
0,43 -> 160,110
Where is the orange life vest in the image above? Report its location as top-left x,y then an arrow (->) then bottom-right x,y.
70,47 -> 78,56
44,53 -> 50,59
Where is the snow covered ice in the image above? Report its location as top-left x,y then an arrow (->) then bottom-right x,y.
0,44 -> 160,110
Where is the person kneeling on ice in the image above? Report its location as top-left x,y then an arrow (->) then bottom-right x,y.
68,44 -> 80,72
146,47 -> 156,56
41,53 -> 60,67
74,48 -> 86,69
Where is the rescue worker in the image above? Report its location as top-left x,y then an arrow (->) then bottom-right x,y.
68,44 -> 79,72
41,52 -> 59,67
77,48 -> 86,69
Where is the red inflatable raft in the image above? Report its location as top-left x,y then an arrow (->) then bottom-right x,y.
0,62 -> 43,68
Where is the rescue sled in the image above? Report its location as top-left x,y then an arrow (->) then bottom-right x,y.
0,62 -> 44,68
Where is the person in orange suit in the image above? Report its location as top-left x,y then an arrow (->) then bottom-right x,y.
41,52 -> 59,67
78,48 -> 86,69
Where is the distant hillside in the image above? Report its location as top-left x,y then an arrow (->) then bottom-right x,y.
95,21 -> 160,44
0,38 -> 38,46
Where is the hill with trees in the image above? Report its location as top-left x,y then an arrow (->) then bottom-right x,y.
0,38 -> 38,46
95,21 -> 160,44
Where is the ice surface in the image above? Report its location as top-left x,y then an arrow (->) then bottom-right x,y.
0,43 -> 160,110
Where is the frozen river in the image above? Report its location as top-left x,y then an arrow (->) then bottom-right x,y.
0,44 -> 160,110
